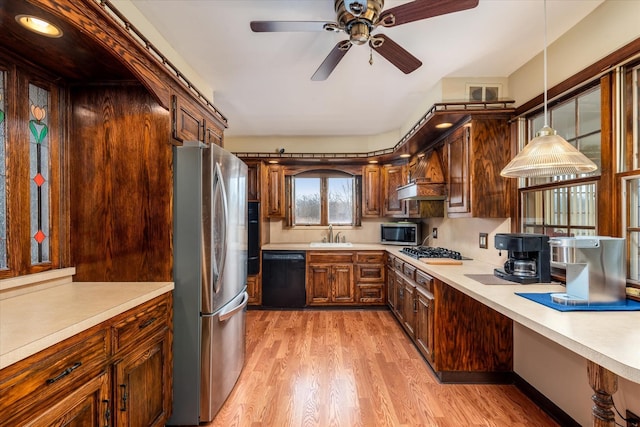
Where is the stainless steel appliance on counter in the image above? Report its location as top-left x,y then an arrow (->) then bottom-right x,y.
493,233 -> 551,284
170,142 -> 249,425
548,236 -> 626,304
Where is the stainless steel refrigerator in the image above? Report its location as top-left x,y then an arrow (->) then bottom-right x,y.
170,141 -> 248,425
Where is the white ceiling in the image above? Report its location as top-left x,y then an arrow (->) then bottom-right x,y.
130,0 -> 603,138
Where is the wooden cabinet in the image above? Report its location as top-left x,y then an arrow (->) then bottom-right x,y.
381,164 -> 407,217
307,252 -> 355,305
307,251 -> 386,306
172,94 -> 205,143
362,165 -> 381,217
386,255 -> 512,383
266,164 -> 285,218
446,117 -> 511,218
247,274 -> 261,305
0,293 -> 173,427
245,161 -> 263,202
354,251 -> 385,304
415,279 -> 435,364
113,332 -> 171,427
24,373 -> 110,427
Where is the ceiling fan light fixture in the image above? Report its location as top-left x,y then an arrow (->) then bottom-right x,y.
500,0 -> 598,179
348,21 -> 371,45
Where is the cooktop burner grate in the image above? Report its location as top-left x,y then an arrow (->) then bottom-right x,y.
400,246 -> 463,260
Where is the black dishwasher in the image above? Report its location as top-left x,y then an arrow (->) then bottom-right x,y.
262,251 -> 306,308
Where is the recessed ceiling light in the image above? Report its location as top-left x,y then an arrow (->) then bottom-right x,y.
435,122 -> 453,129
399,154 -> 411,158
368,160 -> 378,164
268,160 -> 279,164
15,14 -> 63,38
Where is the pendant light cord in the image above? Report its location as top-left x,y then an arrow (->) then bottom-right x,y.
543,0 -> 549,127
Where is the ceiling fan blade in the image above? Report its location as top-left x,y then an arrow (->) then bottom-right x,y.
370,34 -> 422,74
379,0 -> 479,27
311,41 -> 352,81
250,21 -> 334,32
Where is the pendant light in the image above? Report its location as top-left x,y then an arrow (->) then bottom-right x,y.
500,0 -> 597,178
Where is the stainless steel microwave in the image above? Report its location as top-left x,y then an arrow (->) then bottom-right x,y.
380,222 -> 420,246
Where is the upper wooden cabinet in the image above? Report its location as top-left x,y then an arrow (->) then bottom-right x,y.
381,164 -> 407,217
446,117 -> 511,218
245,160 -> 263,202
362,164 -> 382,217
172,94 -> 224,146
265,164 -> 285,218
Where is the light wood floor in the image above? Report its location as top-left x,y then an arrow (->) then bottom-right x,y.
206,309 -> 558,427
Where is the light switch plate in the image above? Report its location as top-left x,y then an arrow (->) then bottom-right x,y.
432,228 -> 438,239
479,232 -> 488,249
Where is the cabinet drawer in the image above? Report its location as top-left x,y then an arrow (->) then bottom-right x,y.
112,296 -> 170,353
386,254 -> 395,268
356,264 -> 385,283
307,251 -> 354,264
357,285 -> 384,303
355,251 -> 385,264
403,263 -> 416,280
393,258 -> 403,271
416,269 -> 434,293
0,329 -> 108,422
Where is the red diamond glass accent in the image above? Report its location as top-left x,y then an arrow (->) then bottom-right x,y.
34,230 -> 46,244
33,173 -> 46,187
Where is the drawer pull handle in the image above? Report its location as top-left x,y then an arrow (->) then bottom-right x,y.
46,361 -> 82,384
139,317 -> 157,329
120,384 -> 128,411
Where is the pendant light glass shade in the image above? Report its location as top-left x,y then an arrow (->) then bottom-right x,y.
500,125 -> 598,178
500,0 -> 598,179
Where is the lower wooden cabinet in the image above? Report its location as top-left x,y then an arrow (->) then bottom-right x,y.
0,292 -> 173,427
306,251 -> 385,306
387,255 -> 513,383
247,274 -> 261,305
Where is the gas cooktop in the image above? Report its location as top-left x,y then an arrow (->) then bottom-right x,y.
400,246 -> 463,260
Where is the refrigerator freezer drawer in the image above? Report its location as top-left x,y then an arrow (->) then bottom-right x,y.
200,291 -> 248,422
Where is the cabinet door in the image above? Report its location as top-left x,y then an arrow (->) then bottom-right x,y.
266,165 -> 285,218
205,122 -> 223,147
113,332 -> 171,427
362,164 -> 381,217
247,274 -> 261,305
402,281 -> 416,338
394,275 -> 405,322
246,161 -> 262,201
382,164 -> 407,217
307,264 -> 332,304
23,373 -> 110,427
387,268 -> 396,310
332,264 -> 354,303
447,126 -> 470,214
172,95 -> 203,143
416,289 -> 435,365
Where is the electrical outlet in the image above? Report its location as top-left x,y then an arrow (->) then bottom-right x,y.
627,410 -> 640,427
479,233 -> 488,249
432,228 -> 438,239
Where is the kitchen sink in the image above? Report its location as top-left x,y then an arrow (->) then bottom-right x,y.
309,242 -> 353,248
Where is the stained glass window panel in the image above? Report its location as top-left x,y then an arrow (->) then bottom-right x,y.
0,71 -> 6,269
29,83 -> 50,264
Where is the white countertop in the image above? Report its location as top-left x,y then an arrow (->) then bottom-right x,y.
0,280 -> 174,369
262,242 -> 390,251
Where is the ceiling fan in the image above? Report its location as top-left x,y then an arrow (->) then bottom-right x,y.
250,0 -> 479,81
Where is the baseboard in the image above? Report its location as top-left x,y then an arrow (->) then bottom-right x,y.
513,373 -> 580,427
437,370 -> 514,384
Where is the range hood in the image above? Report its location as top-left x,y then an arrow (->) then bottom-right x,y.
397,151 -> 447,201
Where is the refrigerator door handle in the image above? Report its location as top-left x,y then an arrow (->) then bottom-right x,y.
216,291 -> 249,322
211,161 -> 229,296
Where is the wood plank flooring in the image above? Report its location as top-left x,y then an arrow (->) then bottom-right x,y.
206,309 -> 558,427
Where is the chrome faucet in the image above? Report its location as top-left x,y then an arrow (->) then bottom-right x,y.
334,231 -> 342,243
328,224 -> 333,243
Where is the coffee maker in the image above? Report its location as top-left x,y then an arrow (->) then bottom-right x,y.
494,233 -> 551,284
